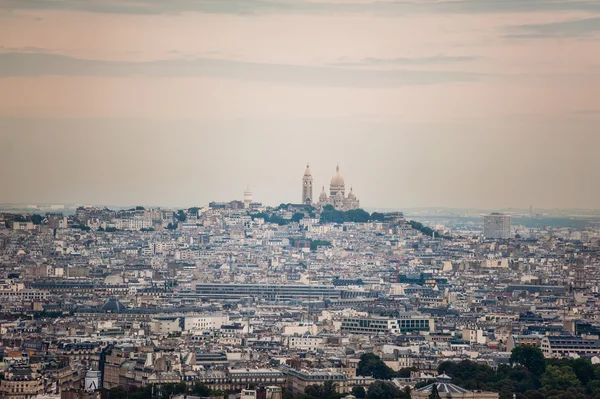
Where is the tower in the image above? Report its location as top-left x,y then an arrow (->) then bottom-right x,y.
302,163 -> 313,205
244,185 -> 253,208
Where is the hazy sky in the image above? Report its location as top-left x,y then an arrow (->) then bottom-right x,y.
0,0 -> 599,210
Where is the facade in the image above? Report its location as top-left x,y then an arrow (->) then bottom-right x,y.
341,315 -> 435,334
483,213 -> 511,239
540,336 -> 600,357
281,366 -> 349,394
193,283 -> 342,301
317,165 -> 360,211
0,367 -> 45,398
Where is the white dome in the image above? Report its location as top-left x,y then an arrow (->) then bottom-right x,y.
319,186 -> 328,200
348,187 -> 356,199
330,164 -> 345,187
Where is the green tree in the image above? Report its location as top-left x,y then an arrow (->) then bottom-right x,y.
511,345 -> 547,377
292,212 -> 305,223
357,353 -> 394,380
366,381 -> 399,399
31,214 -> 43,225
135,206 -> 145,210
541,365 -> 581,391
351,386 -> 366,398
176,209 -> 187,222
570,358 -> 595,385
304,381 -> 339,399
369,212 -> 385,222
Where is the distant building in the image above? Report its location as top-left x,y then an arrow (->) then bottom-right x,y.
541,336 -> 600,357
302,164 -> 314,205
315,164 -> 360,211
244,186 -> 253,208
483,213 -> 511,239
341,314 -> 435,334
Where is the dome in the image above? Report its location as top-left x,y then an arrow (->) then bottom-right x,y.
330,164 -> 345,187
319,186 -> 328,201
100,297 -> 126,313
347,187 -> 356,200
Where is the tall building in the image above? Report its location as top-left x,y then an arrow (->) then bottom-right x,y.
302,163 -> 313,205
483,213 -> 511,239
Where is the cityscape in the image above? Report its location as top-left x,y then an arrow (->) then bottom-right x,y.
1,0 -> 599,399
0,164 -> 599,399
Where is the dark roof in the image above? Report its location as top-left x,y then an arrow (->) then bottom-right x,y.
99,297 -> 126,313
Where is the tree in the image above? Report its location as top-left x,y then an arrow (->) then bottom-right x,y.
396,367 -> 419,378
570,358 -> 595,385
31,214 -> 43,225
357,353 -> 394,380
135,206 -> 145,210
166,222 -> 178,230
429,384 -> 442,399
304,381 -> 339,399
370,212 -> 385,222
292,212 -> 305,223
511,345 -> 547,377
176,209 -> 187,222
366,381 -> 399,399
541,365 -> 581,391
351,386 -> 366,398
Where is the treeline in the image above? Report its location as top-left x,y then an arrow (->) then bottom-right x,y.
250,212 -> 307,225
289,380 -> 411,399
407,220 -> 452,239
438,345 -> 600,399
320,206 -> 385,224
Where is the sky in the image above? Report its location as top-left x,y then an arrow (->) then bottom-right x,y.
0,0 -> 599,210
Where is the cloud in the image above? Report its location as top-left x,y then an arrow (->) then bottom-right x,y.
332,55 -> 479,67
1,0 -> 600,15
0,46 -> 48,53
0,52 -> 484,87
506,17 -> 600,39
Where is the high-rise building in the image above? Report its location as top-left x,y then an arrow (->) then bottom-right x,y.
483,213 -> 511,239
302,163 -> 313,205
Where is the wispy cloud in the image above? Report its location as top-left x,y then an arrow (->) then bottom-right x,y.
506,17 -> 600,39
0,52 -> 485,87
332,55 -> 479,67
2,0 -> 600,15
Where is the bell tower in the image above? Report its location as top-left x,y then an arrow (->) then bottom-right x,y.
302,163 -> 313,205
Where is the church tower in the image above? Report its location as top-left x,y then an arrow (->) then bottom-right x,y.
302,163 -> 313,205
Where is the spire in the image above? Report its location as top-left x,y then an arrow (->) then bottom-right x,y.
336,163 -> 339,172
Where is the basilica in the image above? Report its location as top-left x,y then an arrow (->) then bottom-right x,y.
302,163 -> 360,211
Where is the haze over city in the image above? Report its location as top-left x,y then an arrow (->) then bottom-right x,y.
1,0 -> 599,209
